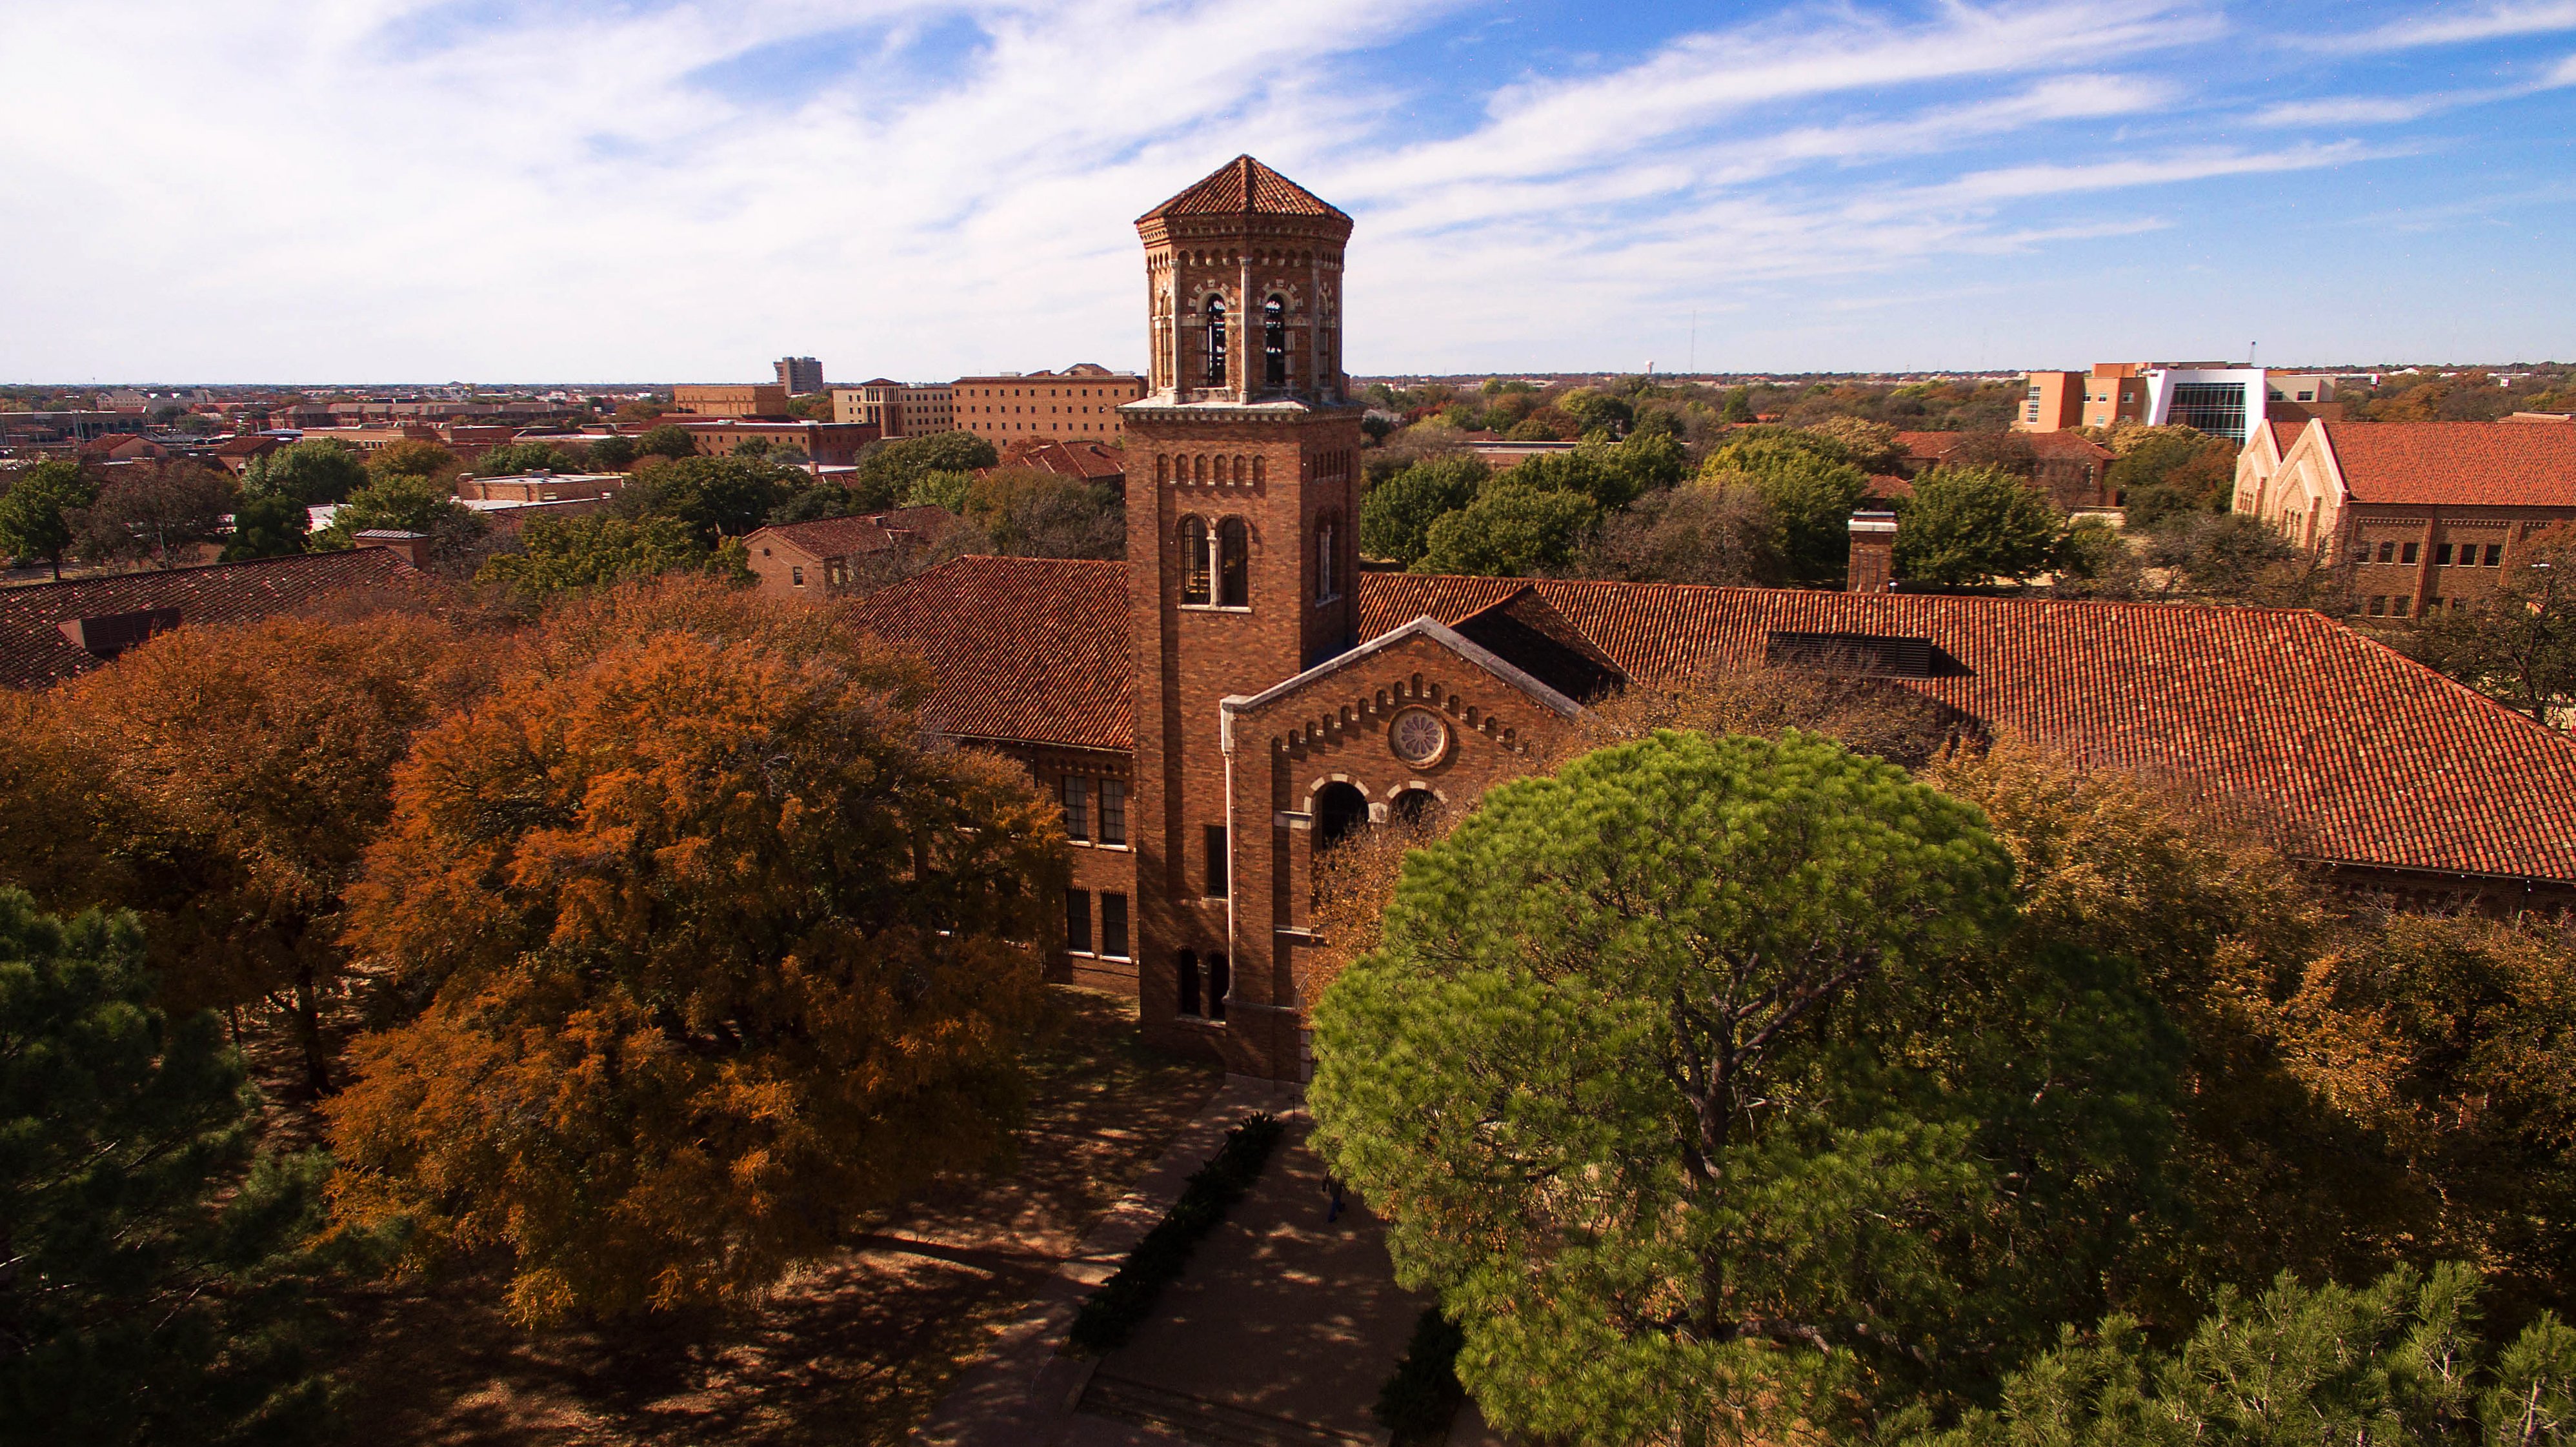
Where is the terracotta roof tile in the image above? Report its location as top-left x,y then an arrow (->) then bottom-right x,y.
753,507 -> 956,560
1000,439 -> 1126,482
2322,421 -> 2576,507
849,556 -> 1132,751
1358,575 -> 2576,886
0,547 -> 417,691
1139,155 -> 1347,223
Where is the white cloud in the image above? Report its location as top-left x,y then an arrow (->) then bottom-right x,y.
2252,96 -> 2449,126
0,0 -> 2538,378
2337,1 -> 2576,50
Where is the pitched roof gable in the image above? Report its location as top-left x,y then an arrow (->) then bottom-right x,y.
1224,614 -> 1586,733
847,556 -> 1132,751
1138,155 -> 1347,223
0,547 -> 417,690
2319,421 -> 2576,508
1357,574 -> 2576,886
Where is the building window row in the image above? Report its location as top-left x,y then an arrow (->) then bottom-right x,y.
1060,774 -> 1127,846
2367,596 -> 2414,618
1065,889 -> 1130,959
2358,541 -> 2504,567
1158,452 -> 1265,486
1179,516 -> 1250,607
1176,948 -> 1229,1021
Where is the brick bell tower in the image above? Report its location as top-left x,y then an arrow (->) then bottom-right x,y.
1123,156 -> 1364,1077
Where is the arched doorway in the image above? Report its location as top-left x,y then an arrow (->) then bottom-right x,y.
1314,782 -> 1368,847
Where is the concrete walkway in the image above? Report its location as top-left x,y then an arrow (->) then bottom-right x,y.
913,1080 -> 1428,1447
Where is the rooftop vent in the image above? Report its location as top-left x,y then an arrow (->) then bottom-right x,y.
57,607 -> 182,659
1765,630 -> 1940,679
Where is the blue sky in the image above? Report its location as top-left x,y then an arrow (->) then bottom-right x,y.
3,1 -> 2571,382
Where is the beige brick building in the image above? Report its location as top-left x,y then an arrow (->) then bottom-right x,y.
830,380 -> 955,437
671,384 -> 788,420
2236,417 -> 2576,619
954,365 -> 1142,447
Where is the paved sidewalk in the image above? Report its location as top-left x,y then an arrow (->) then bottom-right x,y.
1082,1116 -> 1422,1444
912,1075 -> 1305,1446
912,1080 -> 1427,1447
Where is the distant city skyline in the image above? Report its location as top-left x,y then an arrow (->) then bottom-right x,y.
4,1 -> 2573,382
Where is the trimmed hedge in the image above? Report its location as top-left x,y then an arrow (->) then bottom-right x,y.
1374,1306 -> 1465,1441
1066,1111 -> 1285,1355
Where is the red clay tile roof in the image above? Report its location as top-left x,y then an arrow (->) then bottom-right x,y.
1139,155 -> 1347,223
2322,421 -> 2576,508
0,546 -> 417,691
1001,439 -> 1125,482
849,556 -> 1132,751
753,507 -> 956,560
1357,575 -> 2576,886
2269,420 -> 2306,453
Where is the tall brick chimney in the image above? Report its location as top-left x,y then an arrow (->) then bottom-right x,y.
1846,511 -> 1897,593
353,529 -> 431,569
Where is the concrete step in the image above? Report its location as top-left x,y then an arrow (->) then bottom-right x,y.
1078,1372 -> 1388,1447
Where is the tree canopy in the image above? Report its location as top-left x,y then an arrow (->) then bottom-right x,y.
1360,456 -> 1488,567
243,439 -> 368,507
1,613 -> 487,1095
855,431 -> 998,509
1311,729 -> 2178,1444
0,893 -> 347,1446
1698,434 -> 1870,587
0,459 -> 99,578
70,462 -> 237,569
618,454 -> 794,541
326,582 -> 1062,1325
219,492 -> 310,562
478,512 -> 749,597
1414,483 -> 1596,577
1893,465 -> 2066,586
1907,1264 -> 2576,1447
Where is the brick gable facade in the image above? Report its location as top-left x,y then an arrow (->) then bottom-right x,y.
847,160 -> 2576,1083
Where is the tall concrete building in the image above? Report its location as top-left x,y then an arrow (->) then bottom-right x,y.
774,356 -> 824,395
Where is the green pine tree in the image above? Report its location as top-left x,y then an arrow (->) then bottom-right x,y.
0,891 -> 351,1446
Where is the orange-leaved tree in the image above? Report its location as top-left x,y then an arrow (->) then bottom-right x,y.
325,578 -> 1062,1326
0,610 -> 487,1096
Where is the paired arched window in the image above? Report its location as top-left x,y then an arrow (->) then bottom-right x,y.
1314,781 -> 1368,847
1181,517 -> 1211,603
1203,296 -> 1228,385
1218,518 -> 1249,606
1263,295 -> 1287,388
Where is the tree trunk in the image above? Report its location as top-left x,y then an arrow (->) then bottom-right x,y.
292,962 -> 330,1097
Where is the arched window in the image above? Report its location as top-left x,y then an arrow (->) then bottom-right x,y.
1203,296 -> 1228,385
1178,948 -> 1202,1017
1263,295 -> 1287,387
1232,454 -> 1247,484
1194,453 -> 1207,484
1314,781 -> 1367,847
1218,518 -> 1249,607
1392,788 -> 1440,827
1251,456 -> 1265,485
1207,953 -> 1229,1022
1181,518 -> 1211,604
1316,515 -> 1337,603
1156,453 -> 1169,484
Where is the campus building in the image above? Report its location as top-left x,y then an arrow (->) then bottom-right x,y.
831,379 -> 956,437
852,157 -> 2576,1084
2022,363 -> 2271,443
2235,418 -> 2576,618
954,365 -> 1143,446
